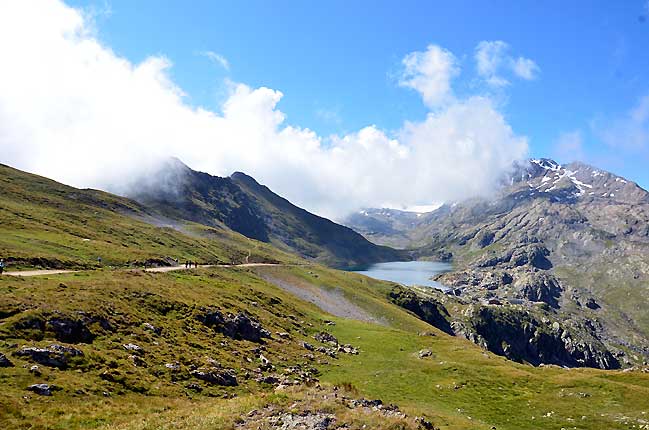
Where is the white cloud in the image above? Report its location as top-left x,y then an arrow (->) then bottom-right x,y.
201,50 -> 230,70
398,44 -> 458,108
475,41 -> 510,86
475,40 -> 539,86
512,57 -> 540,80
0,0 -> 529,219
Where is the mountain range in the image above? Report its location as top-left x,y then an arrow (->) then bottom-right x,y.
344,158 -> 649,368
2,158 -> 649,429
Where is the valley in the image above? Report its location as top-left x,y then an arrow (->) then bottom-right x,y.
1,159 -> 649,429
344,159 -> 649,371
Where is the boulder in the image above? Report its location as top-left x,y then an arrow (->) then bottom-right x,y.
46,317 -> 95,343
255,375 -> 280,385
10,312 -> 112,343
197,310 -> 270,342
585,298 -> 601,310
0,352 -> 14,367
142,322 -> 162,334
338,344 -> 359,355
186,383 -> 202,392
301,341 -> 315,351
165,362 -> 180,371
14,344 -> 83,368
316,346 -> 338,358
129,354 -> 147,367
123,343 -> 144,355
511,245 -> 552,270
190,369 -> 237,386
27,383 -> 56,396
314,332 -> 338,346
418,349 -> 433,359
269,412 -> 335,429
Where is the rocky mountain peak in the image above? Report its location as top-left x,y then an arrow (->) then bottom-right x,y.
506,158 -> 649,205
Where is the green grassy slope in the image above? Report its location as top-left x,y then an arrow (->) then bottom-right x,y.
0,163 -> 299,269
257,266 -> 649,430
2,265 -> 648,430
1,163 -> 648,429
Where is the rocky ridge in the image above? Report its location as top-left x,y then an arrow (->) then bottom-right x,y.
349,159 -> 649,368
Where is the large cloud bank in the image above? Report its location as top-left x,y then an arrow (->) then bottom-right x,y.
0,1 -> 530,218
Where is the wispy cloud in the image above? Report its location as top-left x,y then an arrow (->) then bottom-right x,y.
512,57 -> 540,80
200,50 -> 230,70
475,40 -> 539,86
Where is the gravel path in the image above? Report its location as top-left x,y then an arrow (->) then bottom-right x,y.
0,263 -> 287,277
1,269 -> 77,277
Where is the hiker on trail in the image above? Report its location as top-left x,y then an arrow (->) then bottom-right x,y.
0,259 -> 5,274
194,261 -> 198,268
185,261 -> 189,268
97,256 -> 102,265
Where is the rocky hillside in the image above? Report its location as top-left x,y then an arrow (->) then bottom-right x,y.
0,163 -> 296,269
129,159 -> 403,269
343,208 -> 425,248
2,161 -> 649,429
347,159 -> 649,368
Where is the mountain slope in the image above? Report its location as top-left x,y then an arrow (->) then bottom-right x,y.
343,208 -> 425,248
129,159 -> 403,269
345,158 -> 649,367
0,163 -> 297,269
2,161 -> 649,429
2,258 -> 649,430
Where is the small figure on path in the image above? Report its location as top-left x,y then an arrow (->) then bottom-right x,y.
194,261 -> 198,268
0,259 -> 5,274
97,256 -> 102,265
185,261 -> 189,269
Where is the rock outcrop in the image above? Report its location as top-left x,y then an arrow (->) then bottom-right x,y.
190,369 -> 238,386
347,158 -> 649,366
197,309 -> 271,342
388,286 -> 454,335
8,312 -> 112,343
0,352 -> 14,367
14,344 -> 84,369
27,383 -> 58,396
465,306 -> 619,369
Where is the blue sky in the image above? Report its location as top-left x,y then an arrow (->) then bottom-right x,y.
69,0 -> 649,186
1,1 -> 648,216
